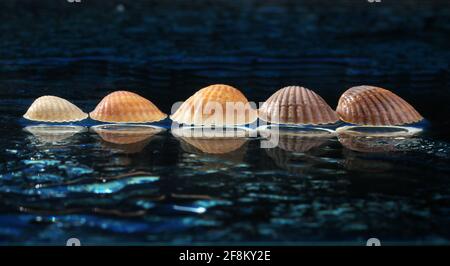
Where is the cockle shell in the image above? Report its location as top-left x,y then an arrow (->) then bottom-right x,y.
23,96 -> 88,122
89,91 -> 167,123
172,127 -> 249,154
170,84 -> 257,126
336,85 -> 423,126
258,86 -> 339,125
24,125 -> 86,143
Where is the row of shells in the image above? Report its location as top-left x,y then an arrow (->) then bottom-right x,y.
23,84 -> 423,126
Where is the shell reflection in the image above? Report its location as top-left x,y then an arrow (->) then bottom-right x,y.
337,127 -> 420,172
91,124 -> 164,154
172,126 -> 251,155
337,127 -> 418,153
259,126 -> 335,174
24,125 -> 87,144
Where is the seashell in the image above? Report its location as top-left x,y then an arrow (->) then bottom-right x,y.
336,85 -> 423,126
170,84 -> 257,126
172,127 -> 249,154
89,91 -> 167,123
24,125 -> 86,143
91,124 -> 163,154
23,96 -> 88,122
258,86 -> 339,125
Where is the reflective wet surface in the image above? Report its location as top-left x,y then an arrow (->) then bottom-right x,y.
0,0 -> 449,245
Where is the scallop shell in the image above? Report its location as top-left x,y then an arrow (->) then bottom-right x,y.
170,84 -> 257,126
91,125 -> 163,154
23,96 -> 88,122
172,127 -> 249,154
259,86 -> 339,125
24,125 -> 86,143
336,85 -> 423,126
89,91 -> 167,123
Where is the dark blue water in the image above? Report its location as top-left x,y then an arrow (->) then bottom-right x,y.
0,0 -> 449,245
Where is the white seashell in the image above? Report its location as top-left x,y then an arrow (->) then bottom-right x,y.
23,96 -> 88,122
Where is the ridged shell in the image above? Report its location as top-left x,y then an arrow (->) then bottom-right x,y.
170,84 -> 257,126
259,86 -> 339,125
89,91 -> 167,123
172,127 -> 249,154
24,125 -> 86,143
23,96 -> 88,122
336,85 -> 423,126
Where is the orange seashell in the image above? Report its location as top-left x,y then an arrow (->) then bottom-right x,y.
23,96 -> 88,122
170,84 -> 257,126
258,86 -> 339,125
89,91 -> 167,123
336,85 -> 423,126
172,127 -> 250,154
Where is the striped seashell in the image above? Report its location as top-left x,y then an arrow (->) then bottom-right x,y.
259,86 -> 339,125
23,96 -> 88,122
89,91 -> 167,123
336,85 -> 423,126
170,84 -> 257,126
